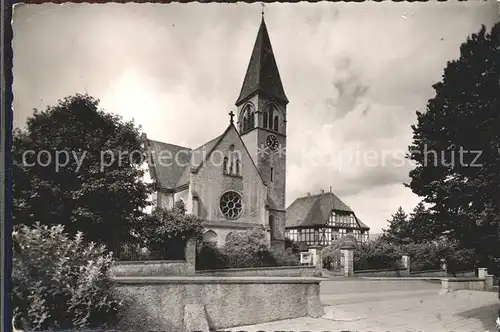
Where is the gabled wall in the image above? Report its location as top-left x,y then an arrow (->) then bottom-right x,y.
190,125 -> 267,226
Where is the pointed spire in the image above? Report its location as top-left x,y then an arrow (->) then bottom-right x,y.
235,16 -> 288,106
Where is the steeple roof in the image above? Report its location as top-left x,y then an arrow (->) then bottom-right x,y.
235,17 -> 288,106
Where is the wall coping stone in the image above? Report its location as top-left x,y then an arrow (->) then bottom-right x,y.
197,265 -> 316,273
442,277 -> 485,282
409,269 -> 443,274
360,276 -> 443,281
113,260 -> 186,265
113,276 -> 323,284
355,267 -> 407,273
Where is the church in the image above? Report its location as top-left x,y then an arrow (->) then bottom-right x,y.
143,15 -> 370,249
143,16 -> 288,248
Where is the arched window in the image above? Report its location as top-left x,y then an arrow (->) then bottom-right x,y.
243,117 -> 248,132
203,230 -> 218,245
242,105 -> 254,133
270,167 -> 274,182
223,157 -> 228,174
268,107 -> 274,130
263,111 -> 268,129
269,215 -> 275,239
273,115 -> 279,132
235,158 -> 240,175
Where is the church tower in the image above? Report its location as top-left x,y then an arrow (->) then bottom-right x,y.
235,15 -> 288,245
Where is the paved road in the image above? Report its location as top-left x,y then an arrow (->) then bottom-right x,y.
233,278 -> 499,331
321,278 -> 441,305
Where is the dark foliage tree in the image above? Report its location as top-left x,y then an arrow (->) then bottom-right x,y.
407,202 -> 438,243
137,200 -> 204,259
407,23 -> 500,273
382,207 -> 411,245
12,93 -> 152,248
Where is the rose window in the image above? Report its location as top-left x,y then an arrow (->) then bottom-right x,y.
219,191 -> 243,220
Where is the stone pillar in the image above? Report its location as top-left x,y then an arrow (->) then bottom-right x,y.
478,267 -> 488,279
401,255 -> 410,269
308,248 -> 318,266
440,258 -> 447,275
185,238 -> 197,274
306,282 -> 325,318
340,247 -> 354,277
401,254 -> 410,276
316,249 -> 323,271
484,274 -> 494,291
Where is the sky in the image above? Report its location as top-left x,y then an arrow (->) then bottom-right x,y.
12,1 -> 499,233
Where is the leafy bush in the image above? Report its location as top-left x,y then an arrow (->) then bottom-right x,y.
223,227 -> 271,268
284,238 -> 302,254
404,240 -> 475,273
135,201 -> 204,260
268,247 -> 300,266
354,239 -> 402,270
352,237 -> 476,273
196,227 -> 300,269
12,223 -> 121,331
322,240 -> 342,270
195,243 -> 227,270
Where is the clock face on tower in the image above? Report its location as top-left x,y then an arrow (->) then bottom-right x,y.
266,134 -> 279,151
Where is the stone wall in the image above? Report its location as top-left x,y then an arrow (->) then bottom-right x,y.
440,277 -> 488,292
409,269 -> 446,277
355,267 -> 410,277
197,265 -> 320,277
111,238 -> 196,277
113,276 -> 324,331
410,270 -> 475,277
111,260 -> 194,277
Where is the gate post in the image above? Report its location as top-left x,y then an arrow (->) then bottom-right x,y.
340,242 -> 355,277
401,255 -> 410,276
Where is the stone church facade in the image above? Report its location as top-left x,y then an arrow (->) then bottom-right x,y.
143,17 -> 287,248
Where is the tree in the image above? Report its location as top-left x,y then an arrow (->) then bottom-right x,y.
407,23 -> 500,273
137,200 -> 204,259
407,202 -> 438,243
382,207 -> 411,245
12,93 -> 152,248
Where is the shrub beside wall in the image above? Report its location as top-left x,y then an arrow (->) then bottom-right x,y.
354,240 -> 402,270
12,223 -> 121,331
196,228 -> 299,270
352,238 -> 475,273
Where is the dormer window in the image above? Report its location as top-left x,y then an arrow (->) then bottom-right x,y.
328,211 -> 336,226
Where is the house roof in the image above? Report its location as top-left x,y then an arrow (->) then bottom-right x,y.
146,139 -> 191,189
235,17 -> 288,106
285,192 -> 369,230
148,123 -> 266,190
147,133 -> 224,190
175,134 -> 223,187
